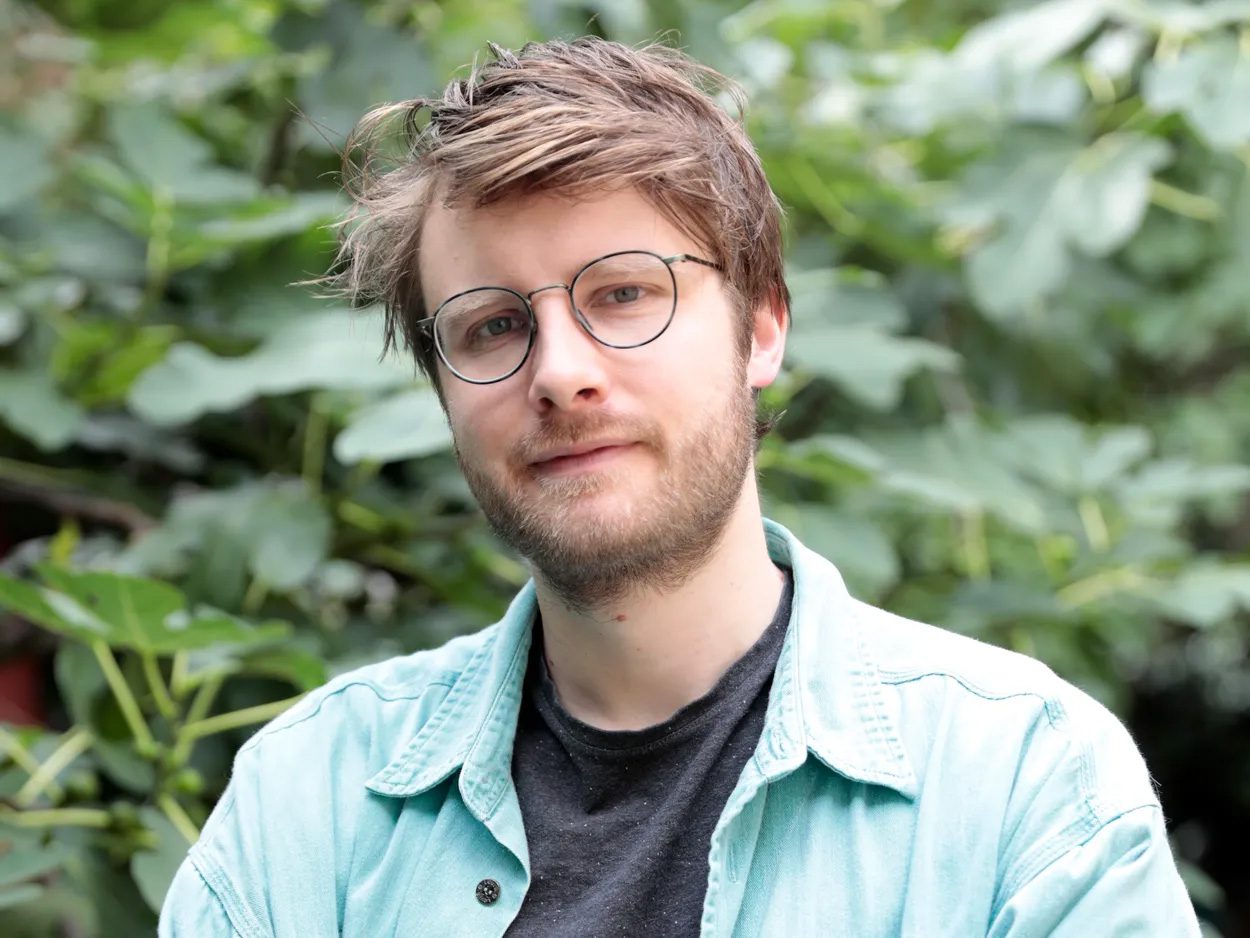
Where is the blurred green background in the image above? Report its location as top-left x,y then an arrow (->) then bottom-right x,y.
1,0 -> 1247,934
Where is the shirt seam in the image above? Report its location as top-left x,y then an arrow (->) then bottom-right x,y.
188,850 -> 270,938
995,802 -> 1163,913
877,668 -> 1067,730
240,673 -> 459,755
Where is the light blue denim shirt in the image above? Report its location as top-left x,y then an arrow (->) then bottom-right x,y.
161,520 -> 1199,936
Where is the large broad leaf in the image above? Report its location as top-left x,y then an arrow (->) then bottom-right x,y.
785,270 -> 958,408
130,808 -> 190,914
0,368 -> 85,451
1143,36 -> 1250,150
250,488 -> 334,590
127,311 -> 414,425
108,103 -> 260,204
952,132 -> 1171,319
334,386 -> 451,464
119,480 -> 333,593
996,415 -> 1152,495
0,130 -> 53,213
1153,562 -> 1250,628
0,830 -> 69,912
0,569 -> 289,653
787,324 -> 958,409
867,421 -> 1050,533
278,0 -> 435,150
768,503 -> 899,599
955,0 -> 1107,72
55,642 -> 108,729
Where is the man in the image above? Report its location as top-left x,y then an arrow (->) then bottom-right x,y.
161,38 -> 1200,936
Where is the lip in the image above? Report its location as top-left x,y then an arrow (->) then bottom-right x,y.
530,440 -> 636,473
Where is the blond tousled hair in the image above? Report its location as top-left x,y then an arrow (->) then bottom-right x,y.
330,36 -> 789,392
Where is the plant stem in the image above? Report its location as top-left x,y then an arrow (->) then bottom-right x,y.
1149,179 -> 1222,221
0,726 -> 44,779
1057,566 -> 1147,609
91,641 -> 156,751
302,395 -> 328,495
142,653 -> 177,720
170,676 -> 223,765
170,651 -> 190,699
1078,496 -> 1111,552
960,510 -> 991,581
241,577 -> 269,615
14,727 -> 93,808
158,793 -> 200,845
0,807 -> 112,829
178,694 -> 305,743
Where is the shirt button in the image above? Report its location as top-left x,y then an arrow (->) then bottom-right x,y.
476,878 -> 501,905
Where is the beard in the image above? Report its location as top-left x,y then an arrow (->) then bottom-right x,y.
455,365 -> 757,613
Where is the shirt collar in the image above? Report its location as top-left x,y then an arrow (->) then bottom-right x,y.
365,518 -> 917,805
757,519 -> 918,798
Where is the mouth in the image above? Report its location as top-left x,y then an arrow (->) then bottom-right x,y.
529,441 -> 637,475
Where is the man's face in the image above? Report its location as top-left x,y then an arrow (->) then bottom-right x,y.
420,188 -> 777,610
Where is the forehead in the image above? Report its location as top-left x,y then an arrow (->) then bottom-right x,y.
418,187 -> 689,305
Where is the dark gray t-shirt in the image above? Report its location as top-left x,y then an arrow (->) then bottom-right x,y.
506,571 -> 793,937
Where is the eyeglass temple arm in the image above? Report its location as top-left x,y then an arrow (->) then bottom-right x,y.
664,253 -> 723,271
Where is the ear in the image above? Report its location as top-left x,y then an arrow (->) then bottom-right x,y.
745,289 -> 788,390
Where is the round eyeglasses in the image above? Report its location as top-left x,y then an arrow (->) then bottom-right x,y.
419,250 -> 722,384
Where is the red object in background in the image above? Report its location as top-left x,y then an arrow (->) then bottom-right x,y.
0,654 -> 46,726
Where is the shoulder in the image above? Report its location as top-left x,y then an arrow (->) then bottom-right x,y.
238,623 -> 498,763
851,597 -> 1159,828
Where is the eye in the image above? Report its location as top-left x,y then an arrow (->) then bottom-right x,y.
597,284 -> 645,305
479,315 -> 518,337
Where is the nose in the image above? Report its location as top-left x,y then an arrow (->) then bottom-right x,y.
524,289 -> 611,414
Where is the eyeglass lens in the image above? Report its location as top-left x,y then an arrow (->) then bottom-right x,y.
433,252 -> 677,382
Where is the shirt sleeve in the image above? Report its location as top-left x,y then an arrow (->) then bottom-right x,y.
987,804 -> 1202,937
158,854 -> 249,938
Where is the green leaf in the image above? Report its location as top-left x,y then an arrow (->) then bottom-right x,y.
770,503 -> 899,599
0,301 -> 27,345
787,324 -> 958,410
0,369 -> 85,450
250,490 -> 333,590
120,481 -> 333,594
0,568 -> 289,653
196,192 -> 344,246
1155,562 -> 1250,628
1057,135 -> 1172,257
998,415 -> 1152,494
1143,36 -> 1250,150
92,740 -> 156,794
108,103 -> 260,204
0,838 -> 69,889
127,311 -> 413,425
285,2 -> 435,151
130,808 -> 190,914
955,0 -> 1106,72
0,883 -> 44,910
54,643 -> 107,729
954,132 -> 1171,318
0,130 -> 54,213
334,387 -> 451,464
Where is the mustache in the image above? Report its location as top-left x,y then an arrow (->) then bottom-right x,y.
511,412 -> 663,466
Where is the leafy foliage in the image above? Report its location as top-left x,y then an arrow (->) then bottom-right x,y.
1,0 -> 1247,933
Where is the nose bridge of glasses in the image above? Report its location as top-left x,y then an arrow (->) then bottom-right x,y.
525,282 -> 572,304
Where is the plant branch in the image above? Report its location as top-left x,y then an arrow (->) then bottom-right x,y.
178,694 -> 304,743
14,727 -> 93,808
142,653 -> 177,720
158,793 -> 200,845
91,642 -> 156,751
0,726 -> 45,783
0,807 -> 112,829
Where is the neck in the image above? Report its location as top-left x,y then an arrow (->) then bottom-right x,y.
532,482 -> 783,731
